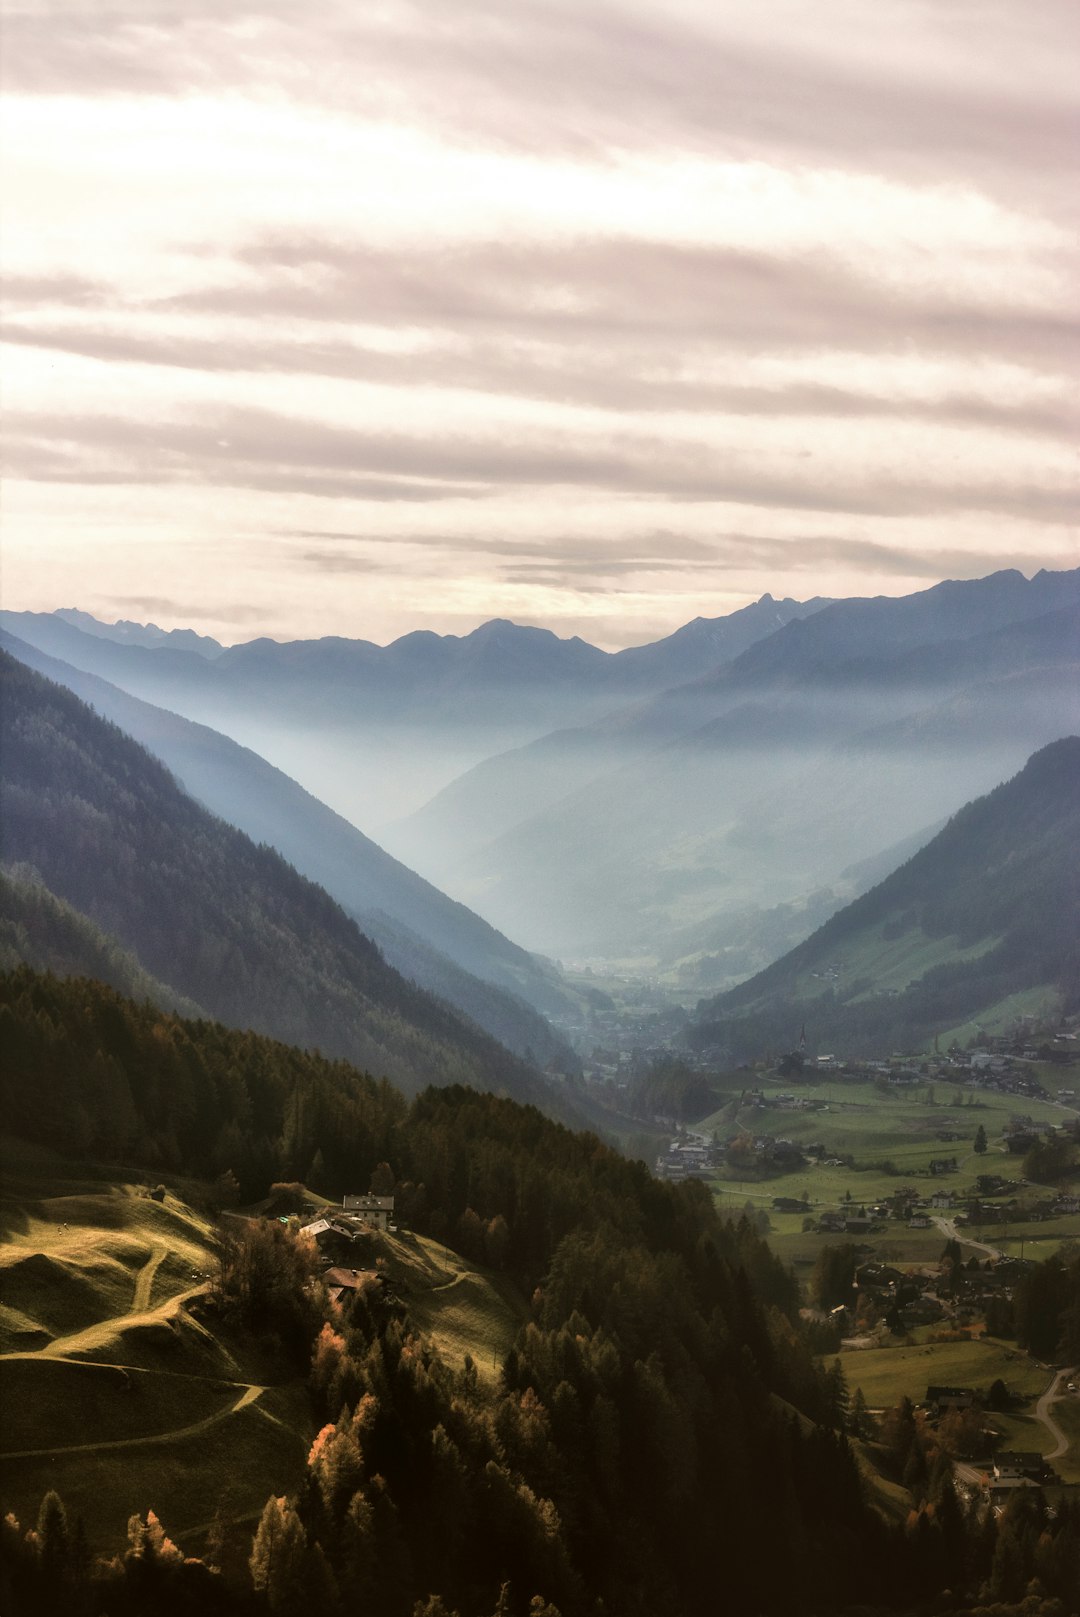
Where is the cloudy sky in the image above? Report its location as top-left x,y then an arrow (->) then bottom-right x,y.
2,0 -> 1077,647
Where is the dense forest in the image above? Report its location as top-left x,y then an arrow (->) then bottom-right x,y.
0,652 -> 558,1106
692,737 -> 1080,1058
0,866 -> 207,1019
3,969 -> 1079,1616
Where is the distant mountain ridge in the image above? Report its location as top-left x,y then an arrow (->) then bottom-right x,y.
690,737 -> 1080,1058
7,570 -> 1076,974
0,651 -> 562,1105
54,608 -> 225,658
0,594 -> 830,826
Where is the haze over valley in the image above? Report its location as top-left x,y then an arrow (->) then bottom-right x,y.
6,565 -> 1077,1000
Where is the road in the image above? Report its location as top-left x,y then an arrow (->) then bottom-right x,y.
933,1215 -> 1002,1260
954,1365 -> 1077,1492
1036,1365 -> 1077,1462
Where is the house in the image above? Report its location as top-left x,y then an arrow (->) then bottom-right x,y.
994,1452 -> 1048,1482
323,1266 -> 377,1307
929,1157 -> 958,1176
342,1193 -> 395,1230
926,1385 -> 976,1413
299,1217 -> 334,1240
901,1297 -> 944,1326
930,1190 -> 955,1209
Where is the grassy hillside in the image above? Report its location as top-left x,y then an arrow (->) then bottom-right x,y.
0,1134 -> 530,1556
692,737 -> 1080,1058
0,1137 -> 314,1553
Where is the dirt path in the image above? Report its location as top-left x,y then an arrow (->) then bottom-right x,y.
1035,1366 -> 1077,1462
0,1383 -> 264,1462
429,1269 -> 477,1294
36,1282 -> 208,1360
130,1243 -> 168,1314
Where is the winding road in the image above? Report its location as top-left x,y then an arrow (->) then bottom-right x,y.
933,1215 -> 1003,1261
1036,1366 -> 1077,1462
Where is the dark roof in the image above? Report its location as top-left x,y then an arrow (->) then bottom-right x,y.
324,1267 -> 372,1289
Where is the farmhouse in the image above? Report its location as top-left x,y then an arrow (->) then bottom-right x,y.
342,1193 -> 395,1230
994,1452 -> 1049,1482
926,1385 -> 976,1413
323,1266 -> 381,1307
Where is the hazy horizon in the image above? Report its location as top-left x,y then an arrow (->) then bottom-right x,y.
18,556 -> 1078,652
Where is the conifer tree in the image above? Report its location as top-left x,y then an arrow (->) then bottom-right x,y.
249,1496 -> 307,1615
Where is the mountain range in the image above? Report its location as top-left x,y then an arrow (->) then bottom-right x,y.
1,593 -> 829,828
4,566 -> 1077,998
386,569 -> 1080,972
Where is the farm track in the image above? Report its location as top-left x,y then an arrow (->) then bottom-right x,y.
36,1282 -> 209,1360
0,1255 -> 263,1462
130,1242 -> 168,1313
0,1382 -> 265,1461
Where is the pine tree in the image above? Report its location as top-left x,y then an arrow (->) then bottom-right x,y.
249,1496 -> 308,1615
850,1385 -> 873,1440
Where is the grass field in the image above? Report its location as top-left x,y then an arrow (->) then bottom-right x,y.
374,1230 -> 528,1382
836,1338 -> 1049,1411
700,1076 -> 1079,1275
1051,1396 -> 1080,1485
941,989 -> 1066,1049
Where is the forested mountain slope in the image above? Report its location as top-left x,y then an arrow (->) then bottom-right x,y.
0,631 -> 579,1054
0,652 -> 557,1103
0,866 -> 207,1020
691,737 -> 1080,1058
0,969 -> 886,1615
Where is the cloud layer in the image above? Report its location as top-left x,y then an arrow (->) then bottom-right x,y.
1,0 -> 1076,644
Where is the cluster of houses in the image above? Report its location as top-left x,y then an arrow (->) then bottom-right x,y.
654,1139 -> 721,1181
821,1245 -> 1037,1340
920,1391 -> 1059,1497
293,1194 -> 398,1306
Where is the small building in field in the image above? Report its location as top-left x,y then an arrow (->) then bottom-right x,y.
342,1193 -> 395,1230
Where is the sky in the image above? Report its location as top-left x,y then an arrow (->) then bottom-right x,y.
1,0 -> 1077,649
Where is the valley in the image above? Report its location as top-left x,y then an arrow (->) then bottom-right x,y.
1,571 -> 1078,1616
